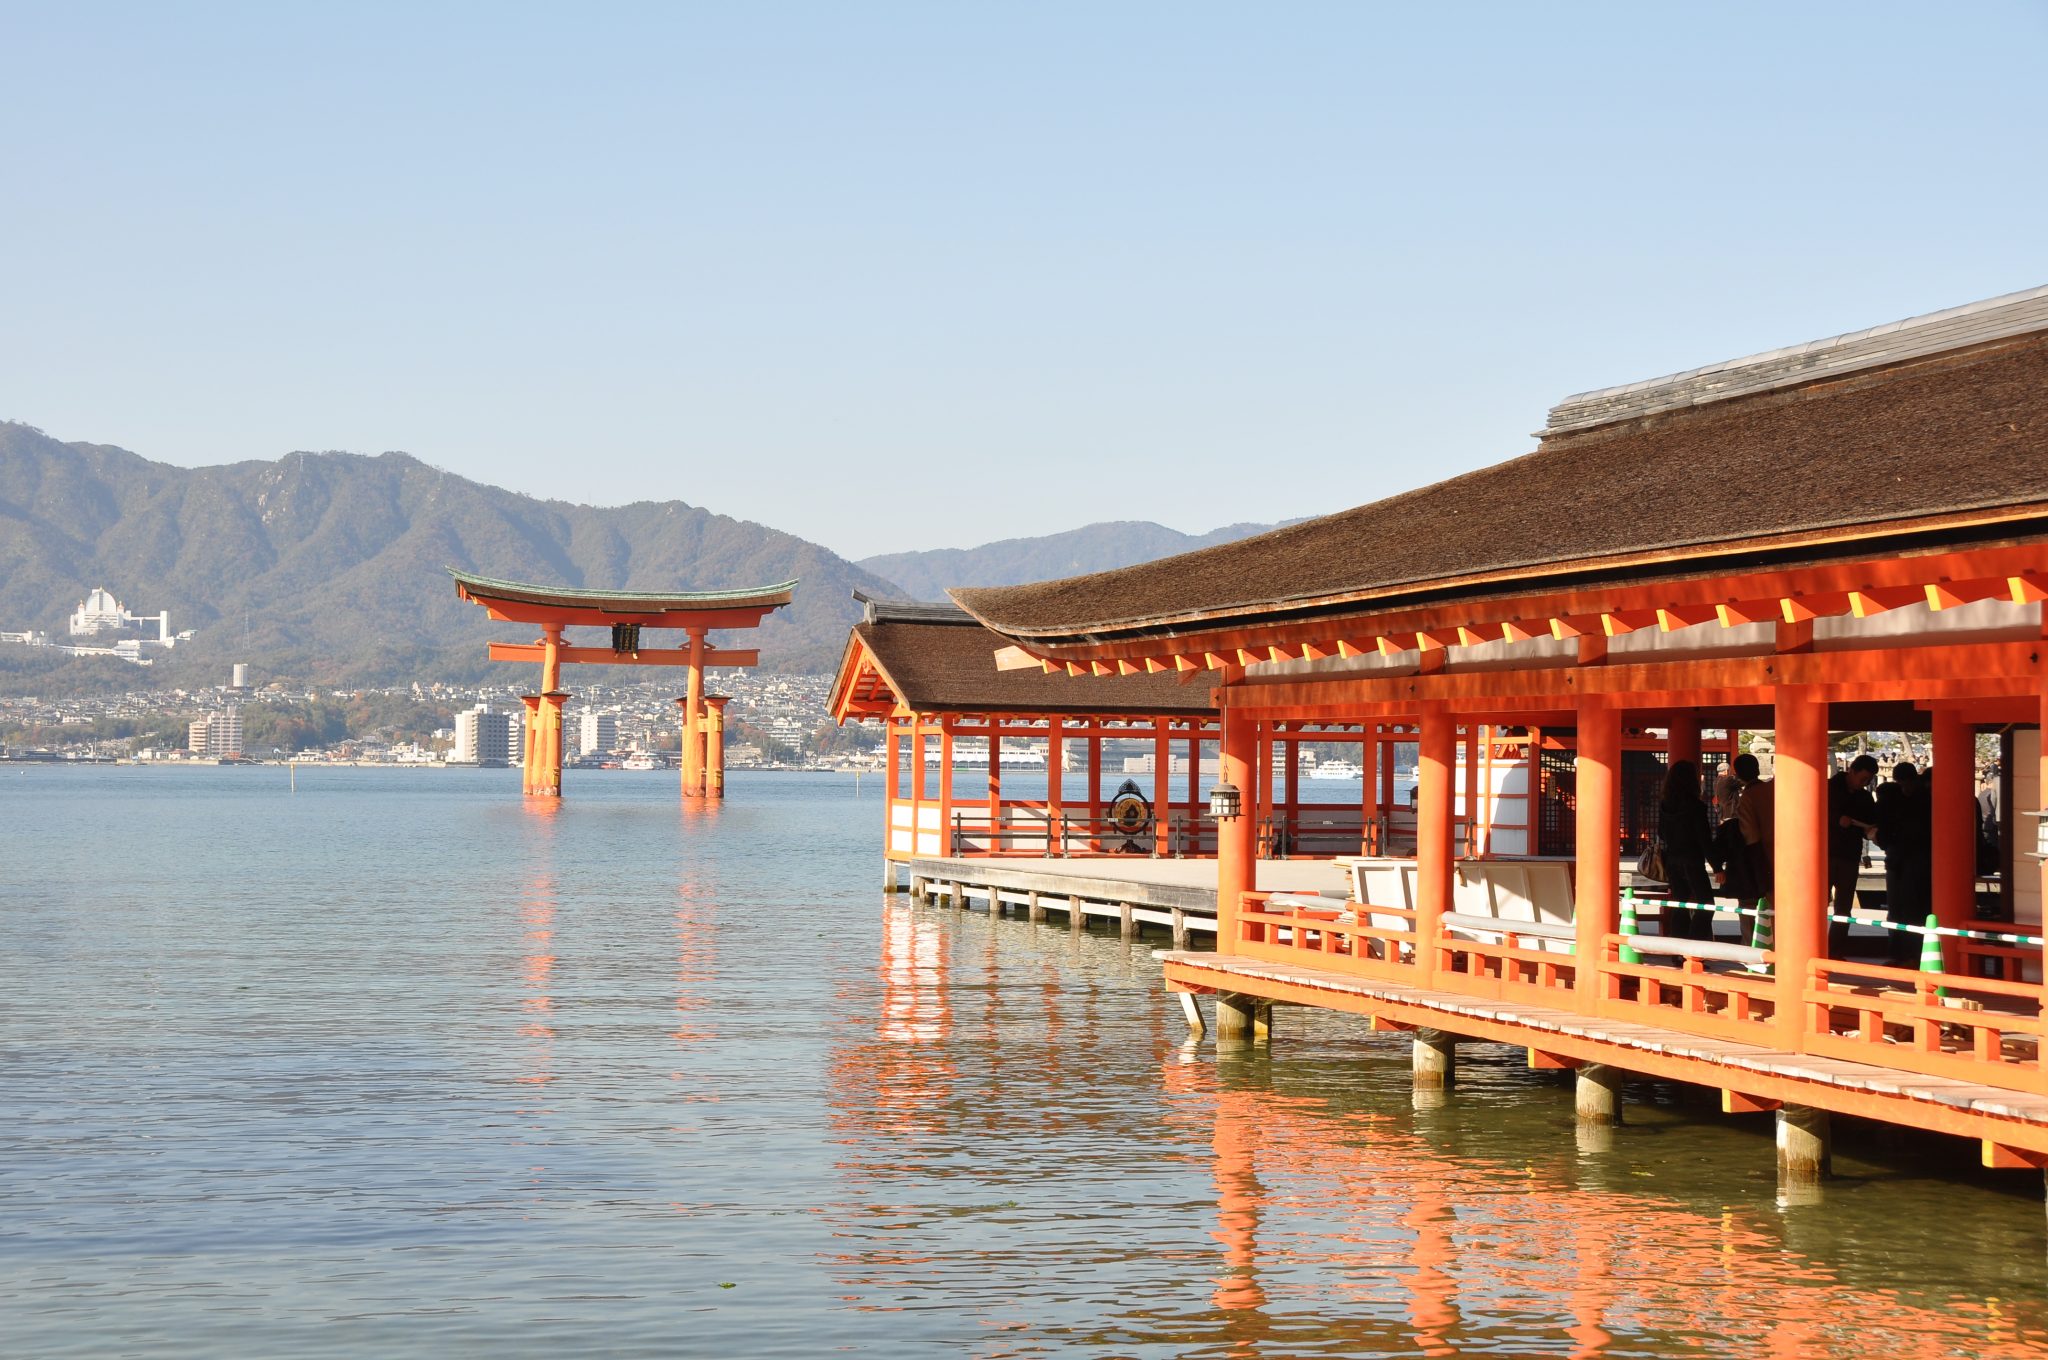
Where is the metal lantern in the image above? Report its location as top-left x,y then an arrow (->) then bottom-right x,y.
2027,810 -> 2048,862
1208,780 -> 1242,822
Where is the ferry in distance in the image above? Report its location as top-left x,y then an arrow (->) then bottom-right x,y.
1309,760 -> 1363,780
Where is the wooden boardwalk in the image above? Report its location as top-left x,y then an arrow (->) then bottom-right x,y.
898,855 -> 1351,943
1160,950 -> 2048,1155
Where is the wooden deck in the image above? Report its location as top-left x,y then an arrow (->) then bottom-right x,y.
1160,949 -> 2048,1157
898,855 -> 1352,942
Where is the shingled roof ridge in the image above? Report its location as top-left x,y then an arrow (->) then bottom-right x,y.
851,589 -> 977,626
1542,283 -> 2048,437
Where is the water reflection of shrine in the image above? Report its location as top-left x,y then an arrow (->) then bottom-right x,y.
1159,1056 -> 2048,1357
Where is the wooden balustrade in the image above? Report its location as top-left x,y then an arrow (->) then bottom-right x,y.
1227,885 -> 2048,1095
1807,958 -> 2048,1095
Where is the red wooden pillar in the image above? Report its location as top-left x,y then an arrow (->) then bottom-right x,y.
1087,730 -> 1103,851
939,718 -> 956,854
1046,716 -> 1065,852
519,694 -> 542,796
1668,712 -> 1702,771
1416,704 -> 1456,984
1360,724 -> 1379,854
1253,722 -> 1273,855
681,627 -> 706,797
1282,727 -> 1299,854
883,716 -> 901,855
1932,709 -> 1976,935
1573,701 -> 1620,1013
704,696 -> 729,798
1217,696 -> 1257,952
1153,720 -> 1172,856
987,718 -> 1002,849
1773,689 -> 1829,1050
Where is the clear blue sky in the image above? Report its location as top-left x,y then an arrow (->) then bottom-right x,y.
3,3 -> 2043,560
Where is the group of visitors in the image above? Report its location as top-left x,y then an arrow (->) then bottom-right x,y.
1653,749 -> 1948,962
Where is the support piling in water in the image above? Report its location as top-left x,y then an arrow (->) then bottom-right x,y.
1575,1063 -> 1623,1126
1216,993 -> 1269,1043
1413,1028 -> 1455,1089
1777,1105 -> 1831,1181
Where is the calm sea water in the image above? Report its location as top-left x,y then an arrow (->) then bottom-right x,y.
5,766 -> 2047,1357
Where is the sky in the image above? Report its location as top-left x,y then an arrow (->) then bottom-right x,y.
2,2 -> 2044,562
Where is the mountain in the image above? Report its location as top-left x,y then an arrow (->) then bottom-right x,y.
0,421 -> 909,691
857,519 -> 1293,602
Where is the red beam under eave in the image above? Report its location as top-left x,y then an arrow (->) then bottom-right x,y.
488,642 -> 761,667
1216,640 -> 2042,712
1020,542 -> 2048,670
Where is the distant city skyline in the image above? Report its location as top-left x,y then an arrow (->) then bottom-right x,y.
3,3 -> 2043,559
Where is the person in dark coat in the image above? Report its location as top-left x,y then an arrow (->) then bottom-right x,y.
1876,762 -> 1933,965
1657,759 -> 1716,940
1826,754 -> 1880,956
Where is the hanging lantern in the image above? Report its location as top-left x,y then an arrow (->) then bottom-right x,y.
1209,781 -> 1242,822
2026,809 -> 2048,861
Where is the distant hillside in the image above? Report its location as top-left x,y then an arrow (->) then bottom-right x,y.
0,421 -> 908,691
857,519 -> 1292,601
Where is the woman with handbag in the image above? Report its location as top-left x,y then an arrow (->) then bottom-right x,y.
1657,759 -> 1717,939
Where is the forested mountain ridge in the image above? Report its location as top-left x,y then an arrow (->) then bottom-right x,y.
857,518 -> 1293,602
0,421 -> 907,689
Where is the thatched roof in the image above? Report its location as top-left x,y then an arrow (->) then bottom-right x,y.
834,598 -> 1216,717
954,294 -> 2048,645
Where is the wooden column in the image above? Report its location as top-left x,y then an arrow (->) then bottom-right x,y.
1253,722 -> 1273,855
908,717 -> 924,854
1152,721 -> 1172,856
987,719 -> 1002,848
519,694 -> 542,796
884,718 -> 900,802
681,627 -> 706,797
1773,688 -> 1829,1051
1217,694 -> 1257,952
1573,701 -> 1620,1012
537,691 -> 566,797
1361,724 -> 1379,854
1460,723 -> 1479,857
1282,728 -> 1299,854
1668,712 -> 1702,770
704,696 -> 728,798
1046,716 -> 1065,852
1087,731 -> 1103,852
1932,708 -> 1975,932
939,718 -> 956,852
1416,704 -> 1456,984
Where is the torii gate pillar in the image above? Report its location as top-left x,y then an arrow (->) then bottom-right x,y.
705,695 -> 731,799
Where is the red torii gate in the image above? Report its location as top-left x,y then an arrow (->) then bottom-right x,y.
450,570 -> 796,799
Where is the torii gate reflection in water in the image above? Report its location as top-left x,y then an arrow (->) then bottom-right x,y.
450,570 -> 796,799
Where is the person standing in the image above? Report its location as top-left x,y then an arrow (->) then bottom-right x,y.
1657,759 -> 1716,939
1826,754 -> 1880,956
1876,762 -> 1933,965
1720,753 -> 1773,923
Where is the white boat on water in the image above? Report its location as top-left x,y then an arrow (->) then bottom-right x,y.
621,754 -> 658,771
1309,760 -> 1364,780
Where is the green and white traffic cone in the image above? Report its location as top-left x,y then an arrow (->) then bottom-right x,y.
1919,913 -> 1946,997
1619,888 -> 1641,965
1745,896 -> 1773,973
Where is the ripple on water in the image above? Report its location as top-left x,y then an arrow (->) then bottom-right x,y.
3,767 -> 2047,1357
